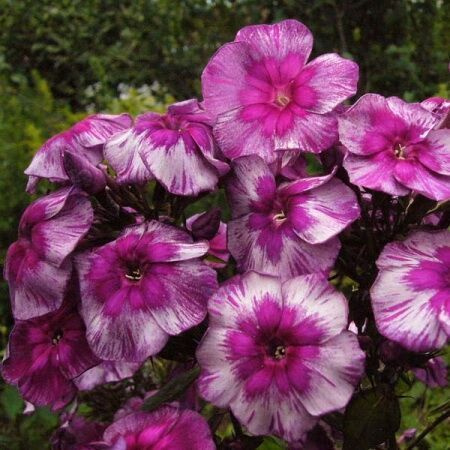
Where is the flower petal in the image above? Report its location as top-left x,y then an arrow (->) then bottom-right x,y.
140,134 -> 220,196
287,178 -> 360,244
281,274 -> 349,343
393,159 -> 450,201
292,332 -> 364,415
228,214 -> 340,279
235,20 -> 313,65
226,155 -> 276,218
202,41 -> 255,117
343,152 -> 410,196
104,128 -> 154,184
418,129 -> 450,176
295,53 -> 358,114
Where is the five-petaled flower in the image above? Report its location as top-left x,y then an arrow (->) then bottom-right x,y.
2,299 -> 99,409
339,94 -> 450,201
371,230 -> 450,352
76,221 -> 218,362
226,155 -> 360,278
4,188 -> 93,320
104,99 -> 229,195
202,19 -> 358,162
197,271 -> 365,443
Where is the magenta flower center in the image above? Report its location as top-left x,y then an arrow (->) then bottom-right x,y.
52,329 -> 63,345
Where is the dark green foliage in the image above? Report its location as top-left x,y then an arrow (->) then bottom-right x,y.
0,0 -> 448,109
343,385 -> 401,449
141,366 -> 200,412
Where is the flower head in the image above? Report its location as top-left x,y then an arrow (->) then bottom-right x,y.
197,271 -> 364,443
226,155 -> 359,278
371,230 -> 450,352
1,299 -> 99,410
76,221 -> 218,361
339,94 -> 450,201
103,407 -> 215,450
104,99 -> 228,195
25,114 -> 132,193
4,188 -> 93,319
202,19 -> 358,162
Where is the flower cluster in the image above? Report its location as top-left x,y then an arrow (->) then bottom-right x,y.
3,19 -> 449,448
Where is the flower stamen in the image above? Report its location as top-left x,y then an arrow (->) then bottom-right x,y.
125,268 -> 143,282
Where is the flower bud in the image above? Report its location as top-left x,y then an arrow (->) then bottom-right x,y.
63,151 -> 106,194
190,208 -> 221,240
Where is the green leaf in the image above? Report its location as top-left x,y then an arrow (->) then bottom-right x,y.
257,436 -> 287,450
0,385 -> 24,420
141,365 -> 200,412
343,385 -> 401,450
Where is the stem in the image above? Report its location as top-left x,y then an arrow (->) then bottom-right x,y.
406,409 -> 450,449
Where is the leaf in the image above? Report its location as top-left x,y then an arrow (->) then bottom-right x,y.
0,385 -> 24,421
257,436 -> 287,450
343,385 -> 401,450
141,365 -> 200,412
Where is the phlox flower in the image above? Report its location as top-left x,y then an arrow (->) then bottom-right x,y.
197,271 -> 364,443
25,114 -> 132,193
103,406 -> 215,450
104,99 -> 228,195
4,188 -> 93,319
226,155 -> 359,278
339,94 -> 450,201
202,19 -> 358,162
2,299 -> 99,410
371,230 -> 449,352
76,221 -> 218,362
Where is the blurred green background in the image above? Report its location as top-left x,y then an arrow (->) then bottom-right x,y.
0,1 -> 448,448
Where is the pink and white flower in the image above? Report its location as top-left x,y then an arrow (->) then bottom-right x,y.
76,221 -> 218,362
25,114 -> 132,193
104,99 -> 228,195
1,299 -> 99,410
371,230 -> 450,352
226,155 -> 359,278
197,271 -> 365,443
103,406 -> 215,449
4,188 -> 93,320
202,19 -> 358,162
339,94 -> 450,201
413,357 -> 447,388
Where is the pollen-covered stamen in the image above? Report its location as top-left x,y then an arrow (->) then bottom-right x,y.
267,339 -> 287,360
125,267 -> 143,282
52,329 -> 63,345
394,142 -> 406,159
273,211 -> 287,223
276,92 -> 291,108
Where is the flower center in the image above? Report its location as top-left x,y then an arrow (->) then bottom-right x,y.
267,339 -> 287,360
276,92 -> 291,108
125,267 -> 143,282
394,142 -> 406,159
273,211 -> 287,223
52,329 -> 63,345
